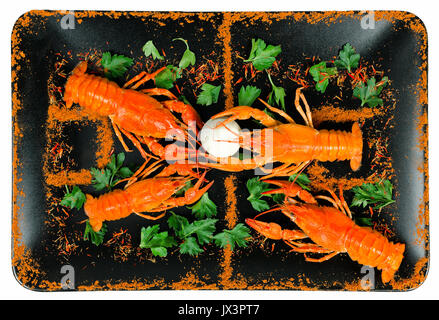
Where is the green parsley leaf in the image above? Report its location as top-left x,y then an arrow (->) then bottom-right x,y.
351,179 -> 395,210
353,76 -> 389,107
309,61 -> 338,93
142,40 -> 164,60
118,167 -> 134,179
180,218 -> 218,245
213,223 -> 251,251
244,38 -> 281,71
187,193 -> 217,219
140,225 -> 177,257
83,220 -> 107,246
60,185 -> 86,210
167,212 -> 189,238
90,152 -> 133,191
173,38 -> 196,69
267,72 -> 286,110
334,43 -> 360,73
179,236 -> 204,256
355,217 -> 373,227
179,95 -> 192,106
101,52 -> 133,79
238,85 -> 261,106
246,177 -> 272,212
196,83 -> 221,106
90,167 -> 112,191
288,173 -> 311,191
154,65 -> 178,89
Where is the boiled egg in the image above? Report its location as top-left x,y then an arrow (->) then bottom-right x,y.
199,117 -> 241,158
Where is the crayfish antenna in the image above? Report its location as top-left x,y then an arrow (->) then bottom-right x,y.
253,205 -> 282,220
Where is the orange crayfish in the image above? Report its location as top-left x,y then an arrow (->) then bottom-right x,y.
64,61 -> 202,160
246,180 -> 405,283
84,163 -> 213,232
201,88 -> 363,178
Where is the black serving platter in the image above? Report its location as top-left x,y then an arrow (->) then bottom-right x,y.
12,10 -> 428,291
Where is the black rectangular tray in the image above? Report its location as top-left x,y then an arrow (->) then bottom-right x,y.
12,10 -> 428,291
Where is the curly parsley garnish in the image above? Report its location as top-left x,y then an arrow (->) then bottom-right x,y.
351,180 -> 395,210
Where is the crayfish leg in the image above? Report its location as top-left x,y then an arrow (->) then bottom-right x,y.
258,98 -> 296,124
118,127 -> 156,161
304,251 -> 339,263
134,211 -> 166,220
294,87 -> 314,128
162,100 -> 203,129
285,241 -> 333,255
123,66 -> 167,89
211,106 -> 281,128
140,88 -> 177,100
262,179 -> 317,204
156,163 -> 205,179
109,116 -> 133,153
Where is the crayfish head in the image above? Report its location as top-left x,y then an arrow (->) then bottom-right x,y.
245,218 -> 283,240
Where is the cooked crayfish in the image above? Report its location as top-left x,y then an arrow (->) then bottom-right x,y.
84,163 -> 213,232
200,88 -> 363,178
246,180 -> 405,283
64,61 -> 202,160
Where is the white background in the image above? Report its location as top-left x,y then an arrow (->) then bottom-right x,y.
1,0 -> 436,300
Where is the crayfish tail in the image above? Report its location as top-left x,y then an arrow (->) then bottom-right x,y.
349,122 -> 363,171
314,122 -> 363,171
380,243 -> 405,283
344,226 -> 405,283
84,190 -> 131,231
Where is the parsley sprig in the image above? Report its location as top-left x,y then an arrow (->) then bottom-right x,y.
307,43 -> 389,107
140,225 -> 177,257
187,192 -> 217,219
213,223 -> 251,250
142,40 -> 164,60
267,72 -> 286,110
246,177 -> 272,212
173,38 -> 196,70
196,83 -> 221,106
153,38 -> 195,90
154,65 -> 180,89
84,220 -> 108,246
167,212 -> 217,256
238,85 -> 261,106
353,76 -> 389,107
244,38 -> 281,71
141,203 -> 250,258
309,61 -> 338,93
60,185 -> 86,210
351,180 -> 395,210
101,52 -> 133,79
334,43 -> 360,73
90,152 -> 133,191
